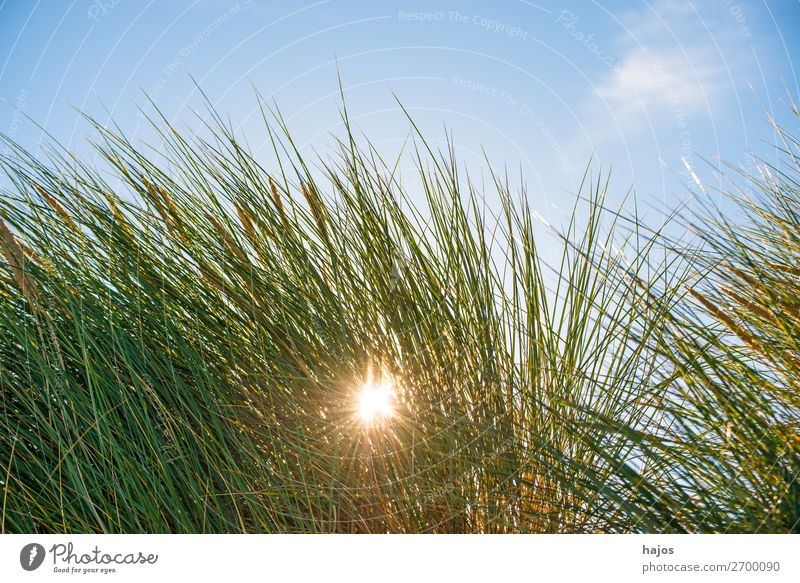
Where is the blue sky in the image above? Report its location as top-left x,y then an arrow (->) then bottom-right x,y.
1,0 -> 798,225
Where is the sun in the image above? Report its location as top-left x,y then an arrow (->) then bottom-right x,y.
357,380 -> 394,423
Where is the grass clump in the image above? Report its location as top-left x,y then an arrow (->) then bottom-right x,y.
0,99 -> 798,533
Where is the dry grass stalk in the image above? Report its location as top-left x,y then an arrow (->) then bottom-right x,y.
688,287 -> 776,364
269,177 -> 291,231
0,219 -> 37,302
235,199 -> 257,245
206,213 -> 247,263
34,184 -> 79,233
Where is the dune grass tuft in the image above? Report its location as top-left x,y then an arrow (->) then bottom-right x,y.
0,100 -> 798,533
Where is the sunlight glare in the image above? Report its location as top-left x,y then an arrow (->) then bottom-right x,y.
358,381 -> 394,423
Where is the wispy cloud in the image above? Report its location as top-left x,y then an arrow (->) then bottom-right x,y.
593,0 -> 741,127
596,48 -> 721,119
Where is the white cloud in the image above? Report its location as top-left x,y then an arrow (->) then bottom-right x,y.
596,48 -> 721,119
593,0 -> 739,126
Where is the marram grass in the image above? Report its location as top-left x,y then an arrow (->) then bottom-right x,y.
0,100 -> 798,533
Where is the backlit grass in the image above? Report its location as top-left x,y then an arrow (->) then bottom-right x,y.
0,99 -> 797,533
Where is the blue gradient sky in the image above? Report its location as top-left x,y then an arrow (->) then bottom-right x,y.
1,0 -> 798,224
